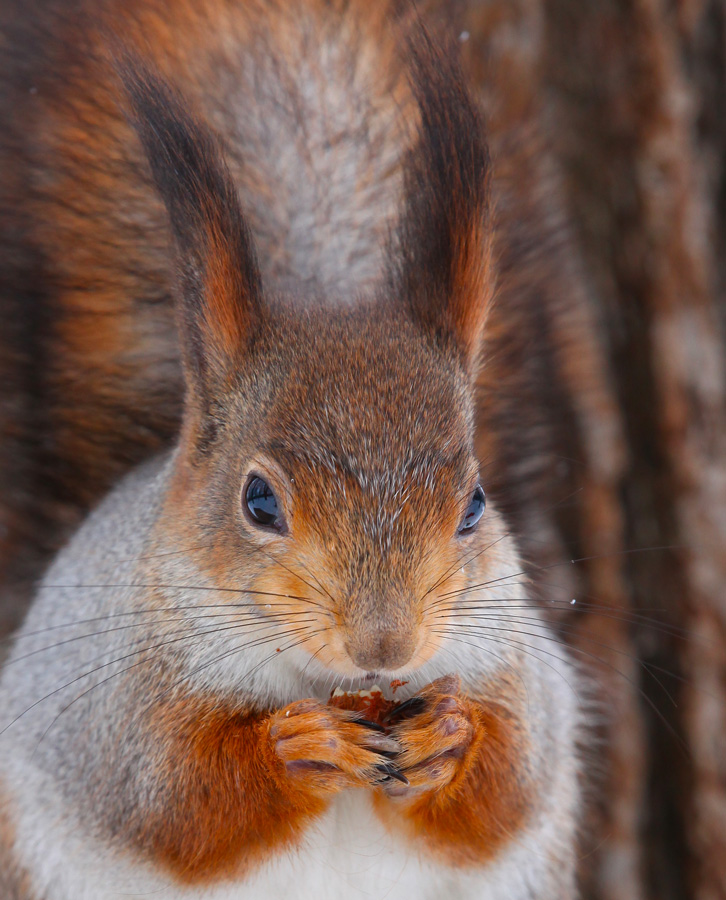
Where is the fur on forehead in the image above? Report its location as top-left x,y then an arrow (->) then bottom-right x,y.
234,298 -> 476,489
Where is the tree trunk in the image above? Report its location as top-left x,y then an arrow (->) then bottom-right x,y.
462,1 -> 726,897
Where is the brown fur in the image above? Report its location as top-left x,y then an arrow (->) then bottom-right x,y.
0,0 -> 598,625
159,301 -> 479,677
0,0 -> 417,612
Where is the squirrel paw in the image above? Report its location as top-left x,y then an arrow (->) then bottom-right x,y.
270,699 -> 403,794
383,675 -> 475,798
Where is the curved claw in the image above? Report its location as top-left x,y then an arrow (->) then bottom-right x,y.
375,763 -> 409,785
384,696 -> 427,723
353,717 -> 387,733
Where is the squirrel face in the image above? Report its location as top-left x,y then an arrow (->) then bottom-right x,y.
121,28 -> 497,681
167,304 -> 492,677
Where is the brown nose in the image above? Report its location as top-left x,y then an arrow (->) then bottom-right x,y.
345,625 -> 415,672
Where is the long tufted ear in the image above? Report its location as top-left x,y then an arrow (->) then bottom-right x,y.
392,26 -> 493,376
119,60 -> 263,416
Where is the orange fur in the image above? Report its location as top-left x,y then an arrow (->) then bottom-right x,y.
134,691 -> 395,883
0,781 -> 36,900
205,219 -> 254,371
374,676 -> 533,865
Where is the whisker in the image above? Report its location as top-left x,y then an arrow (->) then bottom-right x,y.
298,643 -> 327,685
420,531 -> 512,602
432,629 -> 584,705
0,596 -> 327,652
432,597 -> 683,633
106,542 -> 211,565
2,609 -> 321,672
138,630 -> 325,723
4,621 -> 316,741
421,484 -> 610,602
30,624 -> 322,754
244,545 -> 333,606
437,545 -> 686,601
430,597 -> 708,644
433,617 -> 680,708
433,633 -> 533,707
37,583 -> 327,610
432,627 -> 687,751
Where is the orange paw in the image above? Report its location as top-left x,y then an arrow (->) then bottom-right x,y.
383,675 -> 475,797
269,699 -> 404,794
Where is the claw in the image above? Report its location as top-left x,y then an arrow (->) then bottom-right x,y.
353,717 -> 387,733
384,696 -> 426,723
375,763 -> 409,785
376,748 -> 400,759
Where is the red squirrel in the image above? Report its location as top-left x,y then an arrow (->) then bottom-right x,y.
0,1 -> 581,897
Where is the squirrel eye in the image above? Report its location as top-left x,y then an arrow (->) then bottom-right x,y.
458,485 -> 486,535
244,476 -> 282,530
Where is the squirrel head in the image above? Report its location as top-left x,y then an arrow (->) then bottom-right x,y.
121,29 -> 509,682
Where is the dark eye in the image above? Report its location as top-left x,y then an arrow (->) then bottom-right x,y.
458,485 -> 486,534
244,476 -> 282,531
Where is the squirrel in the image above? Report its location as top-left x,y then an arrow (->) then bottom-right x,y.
0,1 -> 582,898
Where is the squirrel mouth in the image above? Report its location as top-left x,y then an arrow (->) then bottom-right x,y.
329,676 -> 411,701
329,679 -> 413,720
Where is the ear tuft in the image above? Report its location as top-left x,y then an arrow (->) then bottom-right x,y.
392,24 -> 493,374
117,57 -> 263,407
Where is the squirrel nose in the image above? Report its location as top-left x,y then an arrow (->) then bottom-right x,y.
345,626 -> 415,672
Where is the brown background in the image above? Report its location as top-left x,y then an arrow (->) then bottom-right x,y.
459,1 -> 726,897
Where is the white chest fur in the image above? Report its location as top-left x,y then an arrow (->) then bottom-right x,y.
9,782 -> 555,900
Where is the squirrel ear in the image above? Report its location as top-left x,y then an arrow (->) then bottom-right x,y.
119,61 -> 263,410
392,28 -> 493,376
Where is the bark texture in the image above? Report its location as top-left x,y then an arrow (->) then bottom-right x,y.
460,1 -> 726,898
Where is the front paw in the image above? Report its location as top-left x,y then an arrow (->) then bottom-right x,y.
383,675 -> 475,798
269,699 -> 404,796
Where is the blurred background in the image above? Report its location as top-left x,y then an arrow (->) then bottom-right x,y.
0,1 -> 724,898
457,1 -> 726,898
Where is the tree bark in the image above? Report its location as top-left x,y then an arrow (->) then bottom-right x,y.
462,1 -> 726,897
